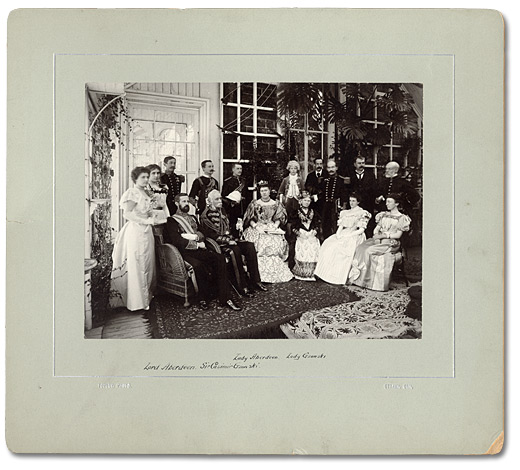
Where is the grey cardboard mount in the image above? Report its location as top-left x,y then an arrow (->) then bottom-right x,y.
6,9 -> 504,454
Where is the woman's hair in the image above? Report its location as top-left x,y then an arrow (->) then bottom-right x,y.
257,180 -> 270,190
386,192 -> 403,207
299,190 -> 311,201
286,160 -> 300,171
146,163 -> 162,174
349,191 -> 362,204
130,166 -> 150,183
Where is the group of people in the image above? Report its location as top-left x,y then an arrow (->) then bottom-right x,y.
109,154 -> 420,313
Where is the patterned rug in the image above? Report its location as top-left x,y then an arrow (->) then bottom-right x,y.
154,280 -> 354,339
280,282 -> 422,339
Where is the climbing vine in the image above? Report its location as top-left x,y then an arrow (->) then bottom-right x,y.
88,95 -> 130,326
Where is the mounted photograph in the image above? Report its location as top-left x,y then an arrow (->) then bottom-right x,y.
84,82 -> 423,340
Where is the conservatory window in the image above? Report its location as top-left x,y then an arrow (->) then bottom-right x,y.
220,82 -> 279,180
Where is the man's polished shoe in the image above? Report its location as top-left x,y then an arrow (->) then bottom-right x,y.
225,299 -> 242,311
255,282 -> 268,292
199,300 -> 209,310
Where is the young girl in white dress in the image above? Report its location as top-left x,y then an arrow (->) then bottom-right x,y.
110,166 -> 157,311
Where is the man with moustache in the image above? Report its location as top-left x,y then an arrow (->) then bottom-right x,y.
349,155 -> 377,213
222,162 -> 247,237
201,189 -> 266,297
319,159 -> 348,240
166,193 -> 241,311
160,156 -> 185,215
189,160 -> 219,215
375,161 -> 420,215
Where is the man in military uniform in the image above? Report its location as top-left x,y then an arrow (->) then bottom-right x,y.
189,160 -> 219,215
160,156 -> 185,215
319,159 -> 348,239
201,190 -> 266,296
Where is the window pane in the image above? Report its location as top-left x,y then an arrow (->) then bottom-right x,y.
257,83 -> 277,108
240,82 -> 254,105
155,122 -> 176,142
256,136 -> 278,158
223,134 -> 238,159
240,135 -> 254,161
241,108 -> 254,133
376,146 -> 390,168
157,141 -> 175,157
257,109 -> 277,134
308,133 -> 323,161
132,120 -> 153,140
364,145 -> 376,165
223,83 -> 238,103
223,105 -> 237,131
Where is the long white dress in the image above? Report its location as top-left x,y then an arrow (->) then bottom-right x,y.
110,187 -> 156,311
314,206 -> 371,285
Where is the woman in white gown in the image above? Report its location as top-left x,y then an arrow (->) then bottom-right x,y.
314,192 -> 371,285
110,166 -> 157,311
243,181 -> 294,283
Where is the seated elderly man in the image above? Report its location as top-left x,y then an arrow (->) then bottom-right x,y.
166,193 -> 241,311
201,189 -> 267,297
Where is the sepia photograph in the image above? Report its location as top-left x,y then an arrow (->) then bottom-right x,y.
84,82 -> 423,340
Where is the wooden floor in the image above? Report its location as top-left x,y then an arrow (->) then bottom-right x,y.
85,309 -> 153,339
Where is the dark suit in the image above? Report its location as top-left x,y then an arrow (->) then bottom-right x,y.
375,176 -> 421,215
305,170 -> 325,214
166,214 -> 230,305
349,169 -> 377,213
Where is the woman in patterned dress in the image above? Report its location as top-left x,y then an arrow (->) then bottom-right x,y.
314,192 -> 371,285
290,191 -> 322,281
348,194 -> 411,291
243,181 -> 294,283
110,166 -> 157,311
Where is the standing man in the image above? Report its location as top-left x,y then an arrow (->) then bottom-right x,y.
189,160 -> 219,215
201,190 -> 267,296
304,157 -> 324,213
222,162 -> 247,237
375,162 -> 420,215
166,193 -> 241,311
349,155 -> 377,215
319,159 -> 348,240
161,156 -> 185,215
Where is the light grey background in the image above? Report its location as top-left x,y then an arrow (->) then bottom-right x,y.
6,8 -> 503,454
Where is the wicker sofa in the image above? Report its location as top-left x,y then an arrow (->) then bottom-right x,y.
152,225 -> 198,307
